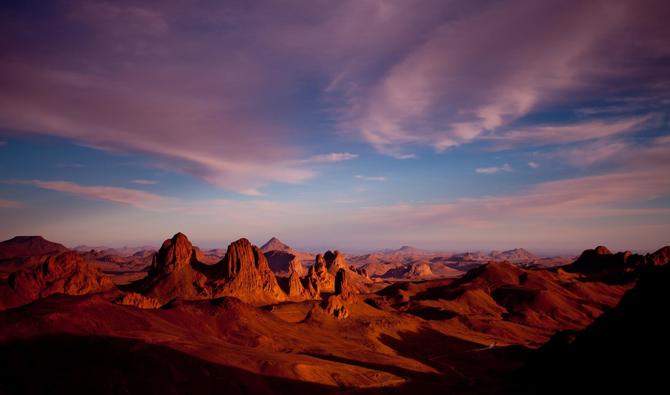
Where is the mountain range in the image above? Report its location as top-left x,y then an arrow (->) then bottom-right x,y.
0,233 -> 668,393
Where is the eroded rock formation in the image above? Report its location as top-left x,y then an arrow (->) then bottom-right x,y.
134,233 -> 210,304
212,238 -> 286,304
0,251 -> 114,310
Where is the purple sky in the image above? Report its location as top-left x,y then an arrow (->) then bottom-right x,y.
1,0 -> 669,253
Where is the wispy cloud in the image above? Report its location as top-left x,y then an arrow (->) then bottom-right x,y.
357,167 -> 670,229
130,179 -> 158,185
490,115 -> 656,148
1,0 -> 667,185
18,180 -> 170,209
355,175 -> 387,182
475,164 -> 512,174
548,140 -> 630,167
337,1 -> 668,156
0,199 -> 21,208
299,152 -> 359,164
528,161 -> 540,169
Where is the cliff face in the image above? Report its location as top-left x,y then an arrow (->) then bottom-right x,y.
307,254 -> 336,293
134,233 -> 210,304
212,238 -> 286,304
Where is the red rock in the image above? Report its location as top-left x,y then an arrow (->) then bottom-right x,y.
212,238 -> 286,304
134,233 -> 210,304
0,251 -> 114,310
307,254 -> 335,293
115,292 -> 161,309
323,294 -> 350,319
324,250 -> 346,274
648,246 -> 670,266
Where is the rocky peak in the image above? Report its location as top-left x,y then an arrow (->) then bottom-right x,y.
220,238 -> 258,279
150,232 -> 195,276
594,246 -> 613,255
213,238 -> 286,304
135,232 -> 210,304
260,237 -> 293,253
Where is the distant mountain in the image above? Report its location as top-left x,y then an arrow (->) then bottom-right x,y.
490,248 -> 538,261
260,237 -> 294,253
396,245 -> 421,254
0,236 -> 68,260
73,245 -> 155,256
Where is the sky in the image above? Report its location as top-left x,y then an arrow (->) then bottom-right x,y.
1,0 -> 669,254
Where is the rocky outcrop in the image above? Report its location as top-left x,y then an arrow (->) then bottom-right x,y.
307,251 -> 372,295
115,292 -> 161,309
307,254 -> 336,293
0,251 -> 115,310
288,258 -> 306,277
408,262 -> 433,278
322,268 -> 357,319
286,266 -> 318,301
324,250 -> 347,274
212,238 -> 286,305
565,245 -> 670,280
134,233 -> 210,304
149,232 -> 195,276
323,295 -> 350,319
334,268 -> 353,298
648,246 -> 670,266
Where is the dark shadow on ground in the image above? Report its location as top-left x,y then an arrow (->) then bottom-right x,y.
375,327 -> 529,394
0,334 -> 336,395
504,264 -> 670,394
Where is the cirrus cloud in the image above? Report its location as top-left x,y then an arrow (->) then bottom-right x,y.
475,164 -> 513,175
17,180 -> 171,209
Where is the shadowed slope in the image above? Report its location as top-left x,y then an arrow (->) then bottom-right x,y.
0,334 -> 335,395
511,263 -> 670,394
374,259 -> 631,346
